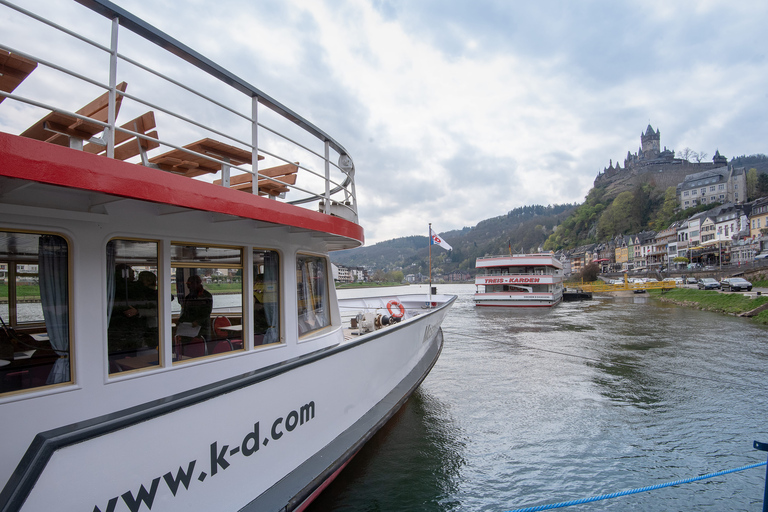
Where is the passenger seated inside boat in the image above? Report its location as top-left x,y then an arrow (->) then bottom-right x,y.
253,274 -> 269,338
178,275 -> 213,340
107,240 -> 160,373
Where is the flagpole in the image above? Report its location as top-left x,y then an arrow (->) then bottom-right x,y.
428,222 -> 432,309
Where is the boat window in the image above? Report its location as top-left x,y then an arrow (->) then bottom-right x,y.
253,250 -> 280,346
171,244 -> 242,360
107,240 -> 159,374
0,231 -> 71,394
296,254 -> 330,336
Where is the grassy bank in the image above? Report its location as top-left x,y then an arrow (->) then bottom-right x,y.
335,282 -> 406,289
650,288 -> 768,325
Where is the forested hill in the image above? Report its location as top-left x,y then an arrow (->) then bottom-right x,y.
332,154 -> 768,277
331,204 -> 576,274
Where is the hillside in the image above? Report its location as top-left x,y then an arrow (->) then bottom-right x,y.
331,204 -> 576,274
333,154 -> 768,276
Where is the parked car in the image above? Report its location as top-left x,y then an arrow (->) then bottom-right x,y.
697,278 -> 721,290
720,277 -> 752,292
684,277 -> 697,284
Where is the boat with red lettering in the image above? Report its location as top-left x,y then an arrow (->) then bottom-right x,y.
474,253 -> 564,307
0,1 -> 454,511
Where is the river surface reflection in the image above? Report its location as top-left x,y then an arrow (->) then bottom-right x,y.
309,283 -> 768,511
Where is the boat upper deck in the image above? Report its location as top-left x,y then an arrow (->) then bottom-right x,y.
0,0 -> 363,250
475,253 -> 563,271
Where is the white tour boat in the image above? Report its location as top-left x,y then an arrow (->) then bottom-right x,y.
0,2 -> 455,511
474,253 -> 564,307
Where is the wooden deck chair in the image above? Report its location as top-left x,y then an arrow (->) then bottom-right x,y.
84,111 -> 159,164
20,81 -> 127,150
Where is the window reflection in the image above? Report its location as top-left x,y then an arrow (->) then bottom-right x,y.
296,254 -> 329,336
0,231 -> 71,393
253,250 -> 280,345
172,244 -> 242,360
107,240 -> 159,373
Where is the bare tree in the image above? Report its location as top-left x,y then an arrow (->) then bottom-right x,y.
692,151 -> 708,163
679,147 -> 694,162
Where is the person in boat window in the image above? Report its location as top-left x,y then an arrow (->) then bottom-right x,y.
108,264 -> 145,354
178,274 -> 213,339
253,274 -> 269,340
125,271 -> 159,348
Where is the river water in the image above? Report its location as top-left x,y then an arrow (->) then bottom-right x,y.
309,283 -> 768,511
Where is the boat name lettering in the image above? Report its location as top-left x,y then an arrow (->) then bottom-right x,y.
92,401 -> 316,512
483,277 -> 541,284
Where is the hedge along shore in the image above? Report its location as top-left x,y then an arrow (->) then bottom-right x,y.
649,288 -> 768,325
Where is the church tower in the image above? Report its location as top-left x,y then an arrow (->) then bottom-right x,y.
640,124 -> 660,160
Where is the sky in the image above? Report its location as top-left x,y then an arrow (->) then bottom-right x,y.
5,0 -> 768,245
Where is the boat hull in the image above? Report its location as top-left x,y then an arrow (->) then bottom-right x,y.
474,292 -> 563,307
1,301 -> 452,512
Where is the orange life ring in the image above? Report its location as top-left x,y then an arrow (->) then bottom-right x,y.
386,300 -> 405,318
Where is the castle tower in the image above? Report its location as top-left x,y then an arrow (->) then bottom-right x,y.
641,124 -> 660,160
712,150 -> 727,167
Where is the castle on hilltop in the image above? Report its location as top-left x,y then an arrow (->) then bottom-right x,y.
594,125 -> 732,201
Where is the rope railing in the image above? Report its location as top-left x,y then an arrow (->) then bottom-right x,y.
506,459 -> 767,512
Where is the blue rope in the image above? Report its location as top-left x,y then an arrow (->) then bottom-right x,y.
506,461 -> 767,512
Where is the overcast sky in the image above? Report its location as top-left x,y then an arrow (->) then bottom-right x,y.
7,1 -> 768,245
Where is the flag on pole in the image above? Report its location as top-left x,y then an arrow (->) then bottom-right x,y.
430,228 -> 452,251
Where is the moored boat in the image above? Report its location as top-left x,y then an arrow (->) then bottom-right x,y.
474,253 -> 564,307
0,2 -> 455,510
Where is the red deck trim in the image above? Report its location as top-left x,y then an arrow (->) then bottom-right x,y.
0,132 -> 364,244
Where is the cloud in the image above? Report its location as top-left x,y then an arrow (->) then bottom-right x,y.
5,0 -> 767,246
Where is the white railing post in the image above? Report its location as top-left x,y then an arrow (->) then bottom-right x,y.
324,140 -> 330,213
251,95 -> 259,195
107,16 -> 119,159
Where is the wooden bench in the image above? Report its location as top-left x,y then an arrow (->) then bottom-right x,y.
148,137 -> 261,177
0,50 -> 38,104
83,111 -> 159,163
213,162 -> 299,196
21,81 -> 127,150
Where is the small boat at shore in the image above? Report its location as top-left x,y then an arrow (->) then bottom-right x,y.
0,2 -> 455,510
474,253 -> 564,307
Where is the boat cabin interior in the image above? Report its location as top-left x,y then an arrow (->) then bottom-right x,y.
0,229 -> 335,395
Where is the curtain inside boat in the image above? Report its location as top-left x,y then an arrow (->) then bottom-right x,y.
106,241 -> 116,327
262,251 -> 279,344
38,235 -> 70,384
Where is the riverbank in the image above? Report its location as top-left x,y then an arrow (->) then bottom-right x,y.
335,282 -> 407,289
650,288 -> 768,325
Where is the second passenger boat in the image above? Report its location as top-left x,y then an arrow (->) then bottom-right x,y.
474,253 -> 564,307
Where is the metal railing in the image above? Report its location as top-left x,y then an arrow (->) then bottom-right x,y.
0,0 -> 357,221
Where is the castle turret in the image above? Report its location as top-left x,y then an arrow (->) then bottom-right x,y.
641,124 -> 660,160
713,150 -> 727,167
